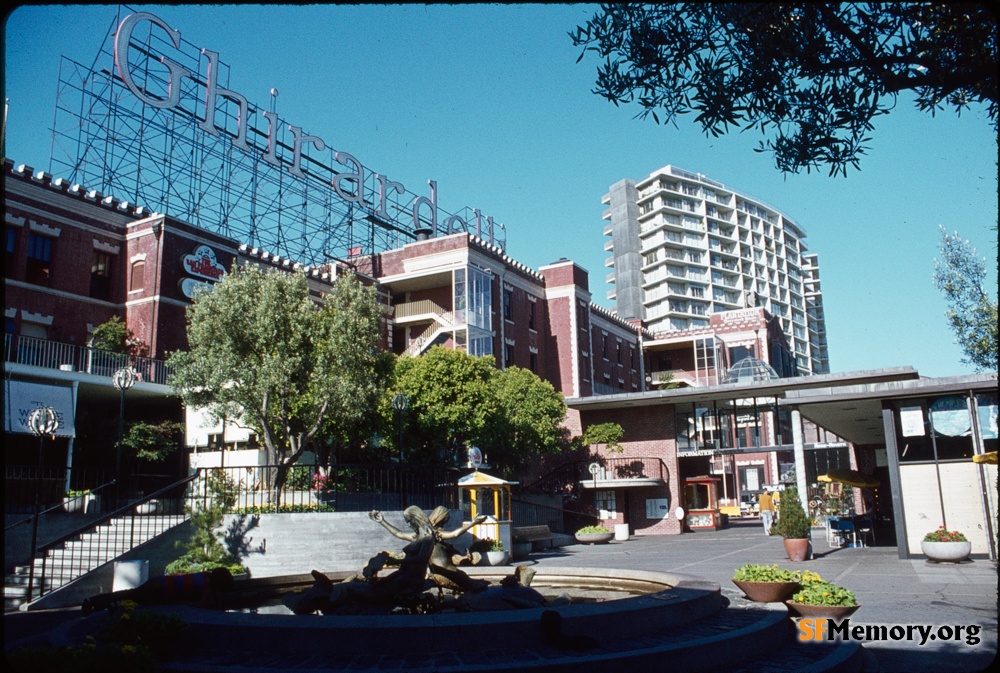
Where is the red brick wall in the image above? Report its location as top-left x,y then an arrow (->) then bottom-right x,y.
580,406 -> 683,535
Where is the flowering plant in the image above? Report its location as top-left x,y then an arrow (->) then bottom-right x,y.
733,563 -> 801,583
923,527 -> 968,542
791,571 -> 857,606
311,472 -> 336,493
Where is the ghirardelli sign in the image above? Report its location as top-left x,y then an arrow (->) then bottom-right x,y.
181,245 -> 227,282
113,11 -> 503,247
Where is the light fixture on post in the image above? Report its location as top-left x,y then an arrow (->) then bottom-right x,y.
112,366 -> 137,508
392,393 -> 409,462
27,405 -> 59,602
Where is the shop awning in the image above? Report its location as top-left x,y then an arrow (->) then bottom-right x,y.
818,469 -> 879,488
4,380 -> 76,437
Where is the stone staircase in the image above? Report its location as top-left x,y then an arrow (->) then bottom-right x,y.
4,514 -> 185,611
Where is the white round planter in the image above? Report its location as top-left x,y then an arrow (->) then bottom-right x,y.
485,550 -> 509,566
135,499 -> 161,515
921,540 -> 972,562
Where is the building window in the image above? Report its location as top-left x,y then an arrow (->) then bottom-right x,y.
504,343 -> 514,367
602,335 -> 608,360
130,260 -> 145,292
894,395 -> 979,463
529,351 -> 538,373
26,233 -> 54,286
503,288 -> 513,320
5,227 -> 17,276
528,301 -> 537,330
616,342 -> 622,364
90,251 -> 113,300
595,490 -> 617,518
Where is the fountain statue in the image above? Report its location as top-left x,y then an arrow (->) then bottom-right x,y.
283,505 -> 547,614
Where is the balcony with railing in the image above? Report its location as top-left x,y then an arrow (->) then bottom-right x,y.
4,334 -> 174,385
576,456 -> 668,489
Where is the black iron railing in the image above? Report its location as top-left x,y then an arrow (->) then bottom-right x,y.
525,456 -> 669,493
14,462 -> 462,603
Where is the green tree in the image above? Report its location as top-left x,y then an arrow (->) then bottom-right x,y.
933,227 -> 998,371
571,4 -> 997,176
90,315 -> 147,356
122,420 -> 185,462
582,422 -> 624,454
389,346 -> 497,463
482,366 -> 569,475
389,347 -> 569,475
167,266 -> 390,500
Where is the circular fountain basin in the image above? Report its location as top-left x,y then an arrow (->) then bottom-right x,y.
87,566 -> 722,660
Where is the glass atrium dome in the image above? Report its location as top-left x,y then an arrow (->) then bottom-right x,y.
723,357 -> 780,385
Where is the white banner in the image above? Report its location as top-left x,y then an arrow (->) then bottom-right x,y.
4,380 -> 76,437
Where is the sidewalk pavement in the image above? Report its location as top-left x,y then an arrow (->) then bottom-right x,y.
528,519 -> 998,673
5,519 -> 997,672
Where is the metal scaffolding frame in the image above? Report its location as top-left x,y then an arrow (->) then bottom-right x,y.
49,5 -> 505,267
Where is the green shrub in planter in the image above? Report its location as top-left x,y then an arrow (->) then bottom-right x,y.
772,488 -> 811,539
576,525 -> 612,535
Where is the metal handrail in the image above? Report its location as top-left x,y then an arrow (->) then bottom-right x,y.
27,475 -> 198,602
4,333 -> 174,384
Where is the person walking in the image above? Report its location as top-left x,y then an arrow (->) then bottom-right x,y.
758,488 -> 775,536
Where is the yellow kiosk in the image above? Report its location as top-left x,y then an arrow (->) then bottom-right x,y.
458,463 -> 516,554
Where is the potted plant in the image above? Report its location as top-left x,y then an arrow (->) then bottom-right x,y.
469,537 -> 506,566
772,487 -> 811,562
921,527 -> 972,563
63,489 -> 96,513
731,563 -> 801,602
575,525 -> 614,544
512,534 -> 532,561
485,538 -> 509,566
135,499 -> 161,515
785,571 -> 859,619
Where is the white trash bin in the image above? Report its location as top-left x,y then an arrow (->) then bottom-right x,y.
614,523 -> 630,541
113,560 -> 149,592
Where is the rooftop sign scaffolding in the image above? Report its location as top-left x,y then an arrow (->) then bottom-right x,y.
50,5 -> 506,267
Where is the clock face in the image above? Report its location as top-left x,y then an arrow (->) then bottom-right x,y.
930,396 -> 971,437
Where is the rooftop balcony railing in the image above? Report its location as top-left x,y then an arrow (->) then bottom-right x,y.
4,334 -> 174,385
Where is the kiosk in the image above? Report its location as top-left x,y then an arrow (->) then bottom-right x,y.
458,470 -> 516,553
683,476 -> 724,530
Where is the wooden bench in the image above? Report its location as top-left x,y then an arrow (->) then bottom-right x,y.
513,525 -> 556,551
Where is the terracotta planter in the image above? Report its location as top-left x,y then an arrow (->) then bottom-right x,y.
783,537 -> 810,562
732,579 -> 801,603
785,600 -> 859,620
921,540 -> 972,563
575,532 -> 614,545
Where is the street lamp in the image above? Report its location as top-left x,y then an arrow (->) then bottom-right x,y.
27,405 -> 59,601
392,393 -> 409,461
113,366 -> 137,507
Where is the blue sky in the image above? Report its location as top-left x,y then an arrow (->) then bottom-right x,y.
4,4 -> 997,378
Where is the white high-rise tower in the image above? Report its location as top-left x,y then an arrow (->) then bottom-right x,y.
603,165 -> 829,375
